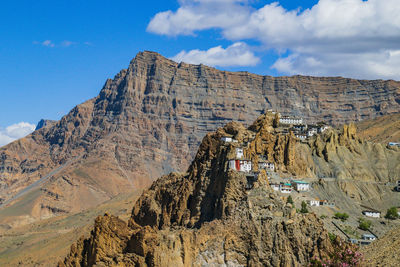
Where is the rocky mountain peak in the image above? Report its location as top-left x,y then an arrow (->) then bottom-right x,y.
1,51 -> 400,228
35,119 -> 57,131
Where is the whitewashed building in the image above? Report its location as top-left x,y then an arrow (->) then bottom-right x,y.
362,234 -> 376,241
258,161 -> 275,171
235,148 -> 244,159
240,160 -> 252,172
388,142 -> 400,147
228,159 -> 252,173
279,116 -> 303,125
308,199 -> 320,206
318,125 -> 329,133
221,136 -> 233,142
319,200 -> 335,207
270,183 -> 280,191
292,180 -> 310,191
280,183 -> 292,193
362,209 -> 381,218
293,124 -> 308,131
296,134 -> 307,140
307,128 -> 318,137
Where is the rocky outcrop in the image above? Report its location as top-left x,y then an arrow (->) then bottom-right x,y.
1,51 -> 400,225
62,113 -> 399,266
35,119 -> 57,131
61,114 -> 339,266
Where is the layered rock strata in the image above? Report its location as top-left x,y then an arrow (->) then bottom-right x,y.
1,51 -> 399,224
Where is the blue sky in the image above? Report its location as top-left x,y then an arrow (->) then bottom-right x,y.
1,0 -> 399,146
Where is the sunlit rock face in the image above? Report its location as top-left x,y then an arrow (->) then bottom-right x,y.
1,51 -> 399,226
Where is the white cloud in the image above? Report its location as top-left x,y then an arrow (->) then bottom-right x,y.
171,42 -> 260,67
148,0 -> 400,79
61,40 -> 76,47
0,122 -> 36,147
147,0 -> 250,36
42,40 -> 55,47
272,50 -> 400,80
33,40 -> 83,48
33,40 -> 56,47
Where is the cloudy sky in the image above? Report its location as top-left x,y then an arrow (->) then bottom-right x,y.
1,0 -> 399,147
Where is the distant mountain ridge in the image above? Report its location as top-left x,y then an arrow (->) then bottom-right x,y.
0,51 -> 399,227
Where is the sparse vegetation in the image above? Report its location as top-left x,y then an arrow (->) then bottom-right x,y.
320,214 -> 327,219
343,225 -> 360,239
358,218 -> 372,231
310,235 -> 363,267
328,232 -> 336,242
384,207 -> 399,220
300,201 -> 308,213
286,195 -> 294,204
334,212 -> 349,221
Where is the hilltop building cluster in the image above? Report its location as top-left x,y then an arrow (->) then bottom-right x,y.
279,115 -> 330,140
218,110 -> 400,248
221,111 -> 331,194
223,139 -> 313,194
227,148 -> 276,174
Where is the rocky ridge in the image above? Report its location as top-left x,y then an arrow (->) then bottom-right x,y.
59,112 -> 395,266
1,51 -> 400,226
60,113 -> 335,266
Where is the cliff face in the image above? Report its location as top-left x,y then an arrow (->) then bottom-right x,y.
60,113 -> 396,267
1,51 -> 400,225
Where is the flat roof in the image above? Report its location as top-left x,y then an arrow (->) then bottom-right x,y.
293,180 -> 309,184
363,210 -> 380,213
362,234 -> 375,237
361,205 -> 380,213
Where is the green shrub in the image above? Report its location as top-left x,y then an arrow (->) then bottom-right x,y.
286,195 -> 294,204
385,207 -> 399,220
328,232 -> 336,242
358,218 -> 372,230
334,212 -> 349,221
300,201 -> 308,213
320,214 -> 327,219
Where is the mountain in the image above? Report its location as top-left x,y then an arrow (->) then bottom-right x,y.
357,112 -> 400,143
59,112 -> 388,266
1,51 -> 400,227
